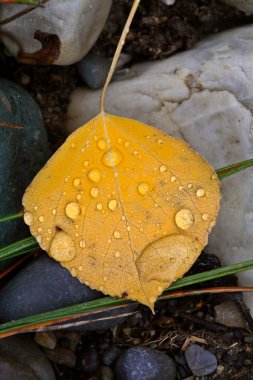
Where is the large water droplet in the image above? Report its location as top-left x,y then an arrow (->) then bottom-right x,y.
49,231 -> 76,262
102,147 -> 123,167
196,188 -> 206,198
87,168 -> 101,183
138,182 -> 149,195
175,209 -> 194,230
108,199 -> 118,211
65,202 -> 81,219
24,212 -> 33,226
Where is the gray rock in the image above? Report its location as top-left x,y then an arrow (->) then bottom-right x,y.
114,347 -> 176,380
0,255 -> 137,331
0,335 -> 55,380
214,301 -> 249,329
102,345 -> 122,366
0,0 -> 112,65
77,54 -> 111,89
0,355 -> 38,380
185,344 -> 217,377
222,0 -> 253,13
0,78 -> 50,268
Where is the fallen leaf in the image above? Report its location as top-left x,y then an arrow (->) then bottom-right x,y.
22,113 -> 221,310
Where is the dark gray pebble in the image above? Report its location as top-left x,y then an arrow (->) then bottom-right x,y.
76,53 -> 111,89
0,78 -> 49,267
114,347 -> 176,380
0,255 -> 137,331
0,335 -> 55,380
185,344 -> 217,377
76,347 -> 100,375
102,345 -> 122,366
0,355 -> 38,380
43,347 -> 76,368
100,365 -> 114,380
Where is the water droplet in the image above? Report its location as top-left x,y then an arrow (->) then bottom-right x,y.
102,147 -> 123,167
83,160 -> 89,167
159,165 -> 167,173
196,188 -> 206,198
73,178 -> 81,187
175,209 -> 194,230
127,225 -> 131,231
178,186 -> 184,191
211,174 -> 217,179
157,139 -> 164,144
71,143 -> 76,149
90,187 -> 99,198
24,212 -> 33,226
114,230 -> 121,239
52,209 -> 56,215
48,229 -> 52,234
157,286 -> 163,292
39,216 -> 44,223
188,183 -> 193,189
96,203 -> 103,211
171,176 -> 177,182
34,206 -> 38,211
80,240 -> 86,248
138,182 -> 149,195
202,213 -> 209,221
65,202 -> 81,219
97,139 -> 106,150
36,236 -> 42,244
37,227 -> 42,233
103,276 -> 108,281
93,135 -> 98,141
108,199 -> 118,211
87,168 -> 101,183
79,266 -> 83,271
117,138 -> 122,144
124,141 -> 130,148
77,194 -> 82,201
133,150 -> 139,156
115,251 -> 120,258
49,231 -> 76,262
108,239 -> 111,244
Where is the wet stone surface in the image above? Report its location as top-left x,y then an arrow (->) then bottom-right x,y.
185,344 -> 218,377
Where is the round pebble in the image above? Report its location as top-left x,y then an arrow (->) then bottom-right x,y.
101,345 -> 122,366
76,347 -> 100,375
185,344 -> 217,377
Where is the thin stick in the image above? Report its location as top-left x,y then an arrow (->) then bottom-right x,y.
100,0 -> 140,114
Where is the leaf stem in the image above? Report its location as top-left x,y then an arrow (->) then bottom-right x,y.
100,0 -> 140,114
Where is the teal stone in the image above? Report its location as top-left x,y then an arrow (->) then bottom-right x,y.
0,78 -> 50,268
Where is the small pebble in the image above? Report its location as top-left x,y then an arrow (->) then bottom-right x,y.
99,366 -> 114,380
214,301 -> 248,329
101,345 -> 122,366
76,53 -> 111,89
43,347 -> 76,368
76,347 -> 100,375
115,347 -> 176,380
35,332 -> 57,350
185,344 -> 217,377
0,355 -> 37,380
244,335 -> 253,343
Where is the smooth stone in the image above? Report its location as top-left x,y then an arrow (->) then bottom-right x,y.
214,301 -> 249,329
0,355 -> 38,380
101,345 -> 122,366
100,366 -> 114,380
65,25 -> 253,315
0,0 -> 112,65
0,255 -> 137,331
77,54 -> 111,89
222,0 -> 253,13
114,347 -> 176,380
0,78 -> 49,268
0,335 -> 55,380
185,344 -> 217,377
43,347 -> 76,368
35,332 -> 57,350
76,347 -> 100,375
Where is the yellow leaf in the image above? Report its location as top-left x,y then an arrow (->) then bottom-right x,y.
22,113 -> 221,311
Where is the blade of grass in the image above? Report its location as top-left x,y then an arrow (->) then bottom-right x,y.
0,0 -> 41,4
216,158 -> 253,180
1,259 -> 253,337
0,210 -> 23,222
0,236 -> 38,261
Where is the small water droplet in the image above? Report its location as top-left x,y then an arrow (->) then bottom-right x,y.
34,206 -> 38,211
73,178 -> 81,187
178,186 -> 184,191
102,147 -> 123,167
87,168 -> 101,183
122,215 -> 126,221
37,227 -> 42,233
90,187 -> 99,198
133,150 -> 139,156
138,182 -> 149,195
108,199 -> 118,211
39,216 -> 44,223
103,276 -> 108,281
24,212 -> 33,226
97,139 -> 106,150
211,174 -> 217,180
114,230 -> 121,239
93,135 -> 98,141
65,202 -> 81,219
124,141 -> 130,148
202,213 -> 209,221
48,229 -> 52,234
159,165 -> 167,173
36,236 -> 42,244
71,143 -> 76,149
79,266 -> 83,271
83,160 -> 89,167
96,203 -> 103,211
127,225 -> 131,231
52,209 -> 56,215
157,286 -> 163,292
115,251 -> 120,258
117,138 -> 122,144
49,231 -> 76,262
80,240 -> 86,248
196,188 -> 206,198
188,183 -> 193,189
77,194 -> 82,201
175,209 -> 194,230
171,176 -> 177,182
157,139 -> 164,145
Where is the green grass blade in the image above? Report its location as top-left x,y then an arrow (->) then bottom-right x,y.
1,259 -> 253,336
216,158 -> 253,180
0,0 -> 42,4
0,211 -> 23,223
0,237 -> 38,261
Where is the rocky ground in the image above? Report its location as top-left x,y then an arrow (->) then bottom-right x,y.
1,0 -> 253,379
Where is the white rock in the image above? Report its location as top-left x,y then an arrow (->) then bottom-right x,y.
65,25 -> 253,313
222,0 -> 253,13
0,0 -> 112,65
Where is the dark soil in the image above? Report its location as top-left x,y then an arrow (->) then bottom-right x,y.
1,0 -> 253,379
